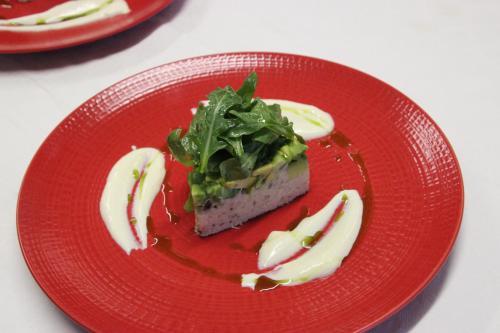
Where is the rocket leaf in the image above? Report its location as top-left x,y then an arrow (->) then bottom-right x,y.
167,72 -> 307,208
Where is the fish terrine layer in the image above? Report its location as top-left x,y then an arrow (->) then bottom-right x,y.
195,158 -> 309,236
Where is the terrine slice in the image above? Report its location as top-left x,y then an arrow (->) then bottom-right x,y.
195,158 -> 309,236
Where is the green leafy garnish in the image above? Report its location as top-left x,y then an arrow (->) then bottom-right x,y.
168,73 -> 308,209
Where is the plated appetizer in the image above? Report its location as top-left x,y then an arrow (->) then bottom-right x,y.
100,72 -> 363,291
168,73 -> 310,236
19,53 -> 463,332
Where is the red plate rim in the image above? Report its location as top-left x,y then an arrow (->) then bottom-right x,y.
16,52 -> 464,332
0,0 -> 173,54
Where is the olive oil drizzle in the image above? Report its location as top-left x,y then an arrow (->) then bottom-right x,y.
159,144 -> 180,223
319,131 -> 352,148
319,130 -> 373,229
229,206 -> 310,253
147,218 -> 241,283
254,276 -> 282,291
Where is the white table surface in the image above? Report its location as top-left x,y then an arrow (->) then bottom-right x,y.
1,0 -> 499,332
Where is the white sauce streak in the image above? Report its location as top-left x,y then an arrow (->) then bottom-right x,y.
0,0 -> 130,31
100,148 -> 166,254
190,99 -> 334,141
242,190 -> 363,289
258,190 -> 349,269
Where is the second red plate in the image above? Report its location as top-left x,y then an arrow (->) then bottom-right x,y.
0,0 -> 173,53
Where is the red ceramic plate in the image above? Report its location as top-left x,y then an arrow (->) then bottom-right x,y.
0,0 -> 172,53
17,53 -> 463,332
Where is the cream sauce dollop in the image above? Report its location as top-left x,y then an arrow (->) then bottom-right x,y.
242,190 -> 363,289
0,0 -> 130,31
100,148 -> 166,254
264,99 -> 334,141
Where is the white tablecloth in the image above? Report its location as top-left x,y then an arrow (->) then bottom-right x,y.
1,1 -> 499,332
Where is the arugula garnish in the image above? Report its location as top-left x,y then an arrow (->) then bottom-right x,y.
168,72 -> 307,209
